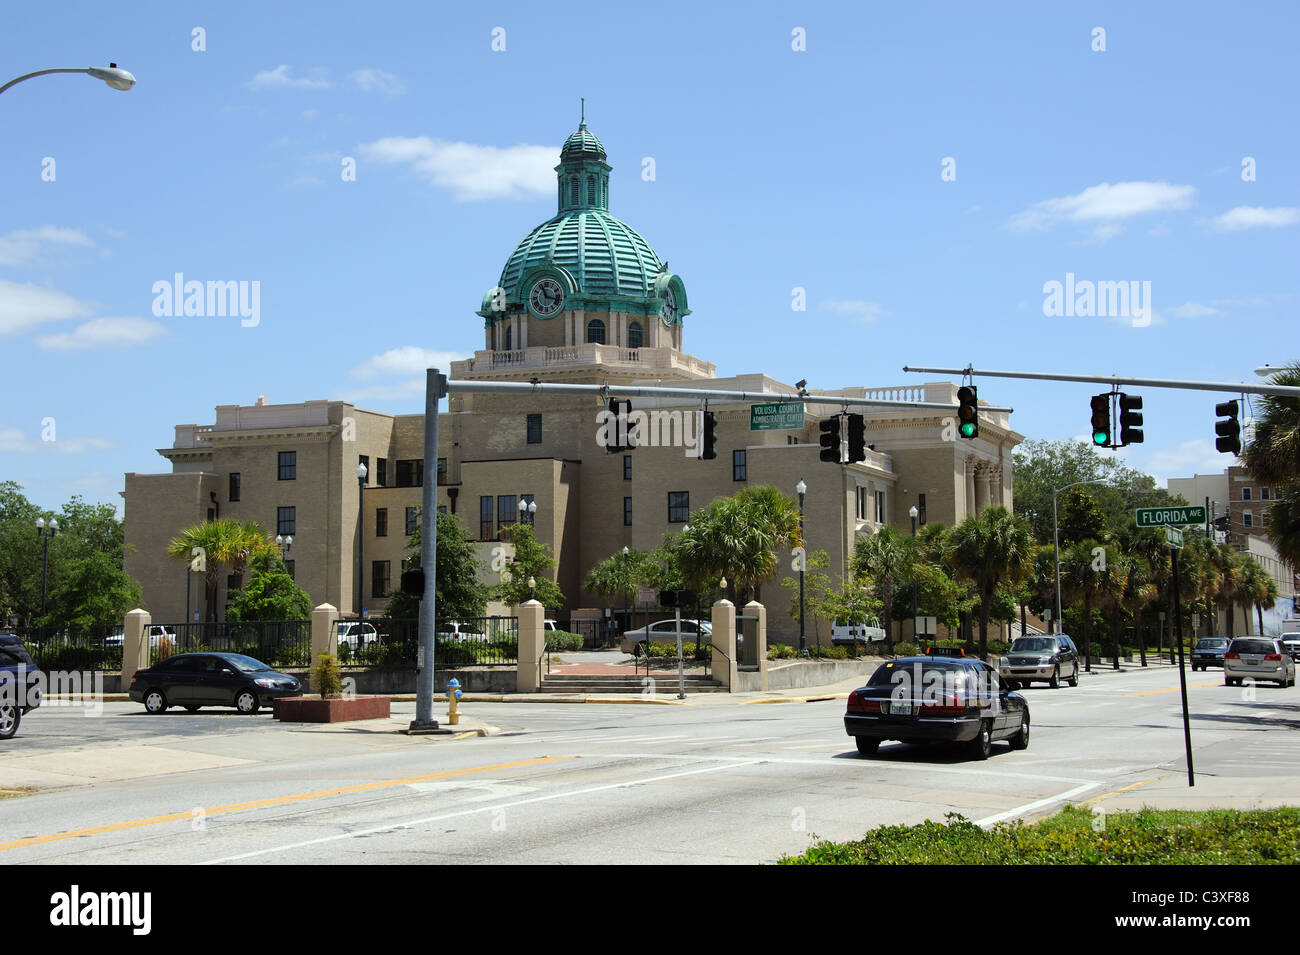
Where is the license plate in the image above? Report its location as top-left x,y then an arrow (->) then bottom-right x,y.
887,702 -> 914,716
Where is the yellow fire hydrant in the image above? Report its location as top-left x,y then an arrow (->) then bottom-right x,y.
447,677 -> 462,726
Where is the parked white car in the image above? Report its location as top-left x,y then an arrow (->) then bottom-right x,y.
104,625 -> 177,647
830,619 -> 886,646
336,622 -> 379,650
437,621 -> 487,643
621,619 -> 712,655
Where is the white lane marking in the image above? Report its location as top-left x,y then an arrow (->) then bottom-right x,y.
201,759 -> 762,865
680,736 -> 739,745
973,783 -> 1101,828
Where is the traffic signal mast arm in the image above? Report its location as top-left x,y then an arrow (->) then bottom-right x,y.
902,365 -> 1300,398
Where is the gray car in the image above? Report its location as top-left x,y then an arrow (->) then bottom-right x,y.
1223,637 -> 1296,688
999,634 -> 1080,689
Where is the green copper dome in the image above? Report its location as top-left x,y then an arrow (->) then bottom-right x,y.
560,122 -> 605,162
499,209 -> 662,299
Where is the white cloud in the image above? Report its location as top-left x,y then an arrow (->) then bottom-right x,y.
0,426 -> 34,452
0,226 -> 95,267
357,136 -> 558,201
821,300 -> 885,322
247,65 -> 332,91
1206,206 -> 1300,232
1144,440 -> 1232,485
1082,223 -> 1125,244
1007,181 -> 1195,232
0,425 -> 112,454
349,68 -> 406,95
1166,302 -> 1225,319
36,316 -> 168,351
351,346 -> 471,380
0,280 -> 95,335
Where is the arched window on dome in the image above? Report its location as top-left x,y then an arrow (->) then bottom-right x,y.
570,177 -> 579,206
587,176 -> 595,205
627,321 -> 643,350
503,324 -> 512,351
601,180 -> 607,208
586,319 -> 606,345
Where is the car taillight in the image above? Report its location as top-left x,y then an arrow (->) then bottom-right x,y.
847,692 -> 880,713
131,671 -> 141,683
1224,652 -> 1239,659
1264,653 -> 1281,661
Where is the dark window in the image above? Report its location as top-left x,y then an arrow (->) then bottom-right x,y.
733,449 -> 747,481
396,459 -> 424,487
624,497 -> 633,526
668,491 -> 689,523
570,177 -> 579,205
480,496 -> 494,540
406,506 -> 418,537
497,495 -> 517,537
527,414 -> 542,444
229,472 -> 241,502
587,175 -> 595,204
277,506 -> 296,536
376,508 -> 388,538
918,493 -> 927,526
377,458 -> 387,487
437,457 -> 448,484
358,455 -> 370,484
875,491 -> 885,523
586,319 -> 606,344
1242,487 -> 1252,501
372,561 -> 391,599
1262,487 -> 1271,501
628,321 -> 643,349
624,455 -> 632,480
284,560 -> 295,580
207,507 -> 216,522
1244,512 -> 1254,528
278,451 -> 296,480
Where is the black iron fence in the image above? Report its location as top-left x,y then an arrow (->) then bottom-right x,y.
13,624 -> 122,672
333,616 -> 519,668
146,621 -> 312,669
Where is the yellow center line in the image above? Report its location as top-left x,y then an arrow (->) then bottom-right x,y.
1127,681 -> 1221,696
0,755 -> 573,853
1080,774 -> 1170,806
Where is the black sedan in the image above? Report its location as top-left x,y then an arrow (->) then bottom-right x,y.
1,634 -> 42,740
1191,637 -> 1229,671
845,657 -> 1029,759
129,652 -> 302,714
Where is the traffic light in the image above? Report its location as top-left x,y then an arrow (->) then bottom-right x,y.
400,567 -> 425,598
1118,393 -> 1144,446
700,411 -> 718,460
1215,400 -> 1241,455
846,413 -> 866,462
818,416 -> 842,463
1090,393 -> 1112,447
956,386 -> 978,439
605,398 -> 634,453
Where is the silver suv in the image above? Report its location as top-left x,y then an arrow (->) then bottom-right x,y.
999,634 -> 1080,689
1224,637 -> 1296,687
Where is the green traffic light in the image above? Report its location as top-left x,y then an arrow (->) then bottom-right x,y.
1093,431 -> 1109,446
959,422 -> 976,438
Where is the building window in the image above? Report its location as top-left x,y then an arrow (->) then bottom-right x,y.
1261,487 -> 1271,501
1242,487 -> 1252,501
733,449 -> 747,481
376,508 -> 388,538
396,459 -> 424,487
504,325 -> 512,350
856,487 -> 867,521
587,175 -> 595,204
278,451 -> 296,481
875,490 -> 885,524
570,177 -> 579,205
358,455 -> 369,484
229,472 -> 241,502
1244,511 -> 1254,528
624,496 -> 633,526
405,506 -> 418,537
918,493 -> 927,525
479,496 -> 493,540
497,495 -> 517,537
372,561 -> 391,599
628,321 -> 643,349
377,458 -> 387,487
527,414 -> 542,444
668,491 -> 689,523
277,506 -> 296,536
586,319 -> 606,344
284,560 -> 295,580
624,455 -> 632,480
437,457 -> 448,484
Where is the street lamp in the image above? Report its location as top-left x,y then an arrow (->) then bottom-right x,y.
796,479 -> 807,657
35,517 -> 58,618
517,496 -> 537,526
1053,478 -> 1106,669
356,462 -> 368,618
275,534 -> 294,575
1,63 -> 136,96
621,545 -> 630,645
909,505 -> 919,644
528,576 -> 536,600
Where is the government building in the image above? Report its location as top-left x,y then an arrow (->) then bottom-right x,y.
123,117 -> 1023,641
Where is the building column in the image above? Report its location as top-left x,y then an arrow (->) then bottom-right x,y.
974,462 -> 989,513
965,456 -> 977,518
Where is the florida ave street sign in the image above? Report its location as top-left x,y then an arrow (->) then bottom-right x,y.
1136,505 -> 1207,527
750,401 -> 804,431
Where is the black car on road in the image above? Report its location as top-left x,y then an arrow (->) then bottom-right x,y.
1191,637 -> 1230,671
845,656 -> 1029,760
0,634 -> 42,740
129,652 -> 302,714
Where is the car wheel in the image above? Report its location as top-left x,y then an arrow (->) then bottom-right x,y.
0,704 -> 19,740
1068,664 -> 1079,687
144,690 -> 168,714
235,690 -> 259,714
968,720 -> 993,760
1049,666 -> 1060,689
184,705 -> 201,712
1009,713 -> 1030,750
855,737 -> 880,756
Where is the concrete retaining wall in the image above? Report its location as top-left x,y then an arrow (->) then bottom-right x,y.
735,658 -> 879,693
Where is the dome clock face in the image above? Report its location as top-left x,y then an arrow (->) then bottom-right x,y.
661,287 -> 678,326
529,278 -> 565,318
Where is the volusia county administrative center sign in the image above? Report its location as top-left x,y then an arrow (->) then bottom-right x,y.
750,402 -> 804,431
1135,506 -> 1207,527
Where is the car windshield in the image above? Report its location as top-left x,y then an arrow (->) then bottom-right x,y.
1011,638 -> 1056,653
222,653 -> 271,672
1197,638 -> 1228,649
866,659 -> 965,686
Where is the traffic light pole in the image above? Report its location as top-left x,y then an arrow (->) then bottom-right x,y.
1171,546 -> 1195,787
410,368 -> 448,734
902,365 -> 1300,398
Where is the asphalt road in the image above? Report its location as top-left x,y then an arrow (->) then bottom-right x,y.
2,665 -> 1297,864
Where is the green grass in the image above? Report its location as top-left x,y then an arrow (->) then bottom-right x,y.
779,805 -> 1300,865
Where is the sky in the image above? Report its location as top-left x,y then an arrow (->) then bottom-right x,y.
2,0 -> 1297,514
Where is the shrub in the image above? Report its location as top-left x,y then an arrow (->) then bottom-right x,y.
767,644 -> 798,660
313,653 -> 342,698
545,630 -> 584,651
892,641 -> 918,657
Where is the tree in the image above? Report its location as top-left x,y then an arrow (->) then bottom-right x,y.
946,506 -> 1034,659
849,525 -> 914,654
1057,486 -> 1109,547
225,554 -> 312,622
1059,539 -> 1123,667
584,548 -> 655,607
1242,362 -> 1300,487
496,523 -> 564,611
674,486 -> 801,605
385,510 -> 490,620
166,519 -> 276,621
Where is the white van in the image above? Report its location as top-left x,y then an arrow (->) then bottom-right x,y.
830,619 -> 886,646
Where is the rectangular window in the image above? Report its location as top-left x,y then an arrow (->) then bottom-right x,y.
1242,487 -> 1252,501
372,561 -> 391,599
623,455 -> 632,481
284,560 -> 295,581
229,472 -> 241,502
377,457 -> 387,487
277,506 -> 296,536
733,449 -> 747,481
668,491 -> 689,523
856,487 -> 867,520
437,457 -> 448,485
406,506 -> 419,537
358,454 -> 370,484
1261,487 -> 1271,501
396,460 -> 424,488
875,490 -> 885,524
497,495 -> 517,537
376,508 -> 388,538
1244,511 -> 1254,528
479,496 -> 493,540
624,496 -> 633,526
278,451 -> 296,480
527,414 -> 542,444
918,493 -> 927,526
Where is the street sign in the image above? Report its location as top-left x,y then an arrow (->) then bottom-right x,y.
1165,526 -> 1184,549
1136,505 -> 1206,527
750,401 -> 804,431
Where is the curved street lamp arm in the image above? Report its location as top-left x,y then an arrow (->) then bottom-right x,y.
0,68 -> 90,95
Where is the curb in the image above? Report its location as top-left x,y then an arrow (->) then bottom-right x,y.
741,692 -> 852,705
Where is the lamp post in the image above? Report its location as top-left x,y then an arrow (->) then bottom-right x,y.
275,534 -> 294,576
909,505 -> 919,644
1,63 -> 136,97
35,517 -> 58,618
1052,478 -> 1107,642
356,462 -> 368,618
517,496 -> 536,526
796,479 -> 807,657
622,545 -> 630,647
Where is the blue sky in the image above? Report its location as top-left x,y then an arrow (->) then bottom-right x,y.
2,0 -> 1297,513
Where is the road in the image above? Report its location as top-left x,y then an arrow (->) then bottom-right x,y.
1,664 -> 1297,864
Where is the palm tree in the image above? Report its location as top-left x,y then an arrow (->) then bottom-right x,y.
1263,484 -> 1300,567
674,486 -> 801,605
166,519 -> 275,621
1119,555 -> 1158,666
1242,362 -> 1300,486
1234,557 -> 1274,635
1210,543 -> 1245,638
1059,539 -> 1125,670
849,525 -> 914,654
584,548 -> 654,639
945,506 -> 1034,660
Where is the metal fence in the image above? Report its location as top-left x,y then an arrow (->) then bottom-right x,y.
333,616 -> 519,668
13,624 -> 122,672
146,621 -> 313,669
